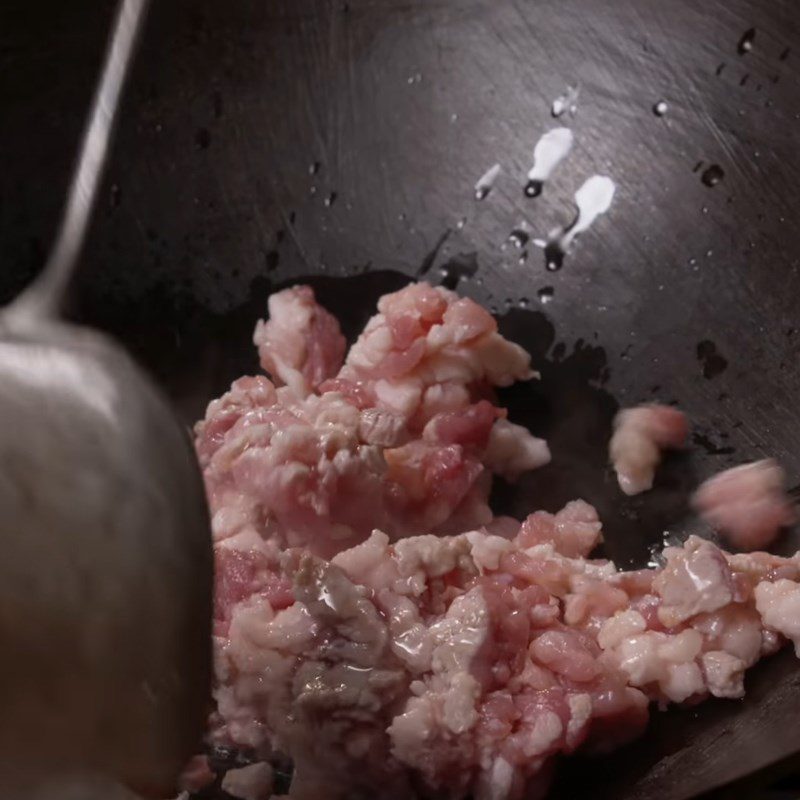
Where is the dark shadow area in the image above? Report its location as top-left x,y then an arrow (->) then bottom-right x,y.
493,308 -> 696,569
75,275 -> 271,424
75,269 -> 412,424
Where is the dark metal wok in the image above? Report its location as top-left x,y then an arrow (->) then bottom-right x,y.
1,0 -> 799,797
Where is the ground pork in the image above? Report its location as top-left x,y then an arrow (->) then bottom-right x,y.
209,519 -> 800,799
194,283 -> 799,800
196,284 -> 549,558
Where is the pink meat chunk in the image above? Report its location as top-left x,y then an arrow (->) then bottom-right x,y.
516,500 -> 603,559
754,579 -> 800,656
253,285 -> 346,397
609,404 -> 689,495
196,283 -> 550,558
484,419 -> 551,481
339,283 -> 537,412
211,519 -> 800,799
653,536 -> 735,627
693,459 -> 796,551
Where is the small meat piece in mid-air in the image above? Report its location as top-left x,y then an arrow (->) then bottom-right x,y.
693,460 -> 796,551
609,404 -> 689,495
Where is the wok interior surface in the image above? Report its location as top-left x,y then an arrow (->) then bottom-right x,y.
2,0 -> 800,797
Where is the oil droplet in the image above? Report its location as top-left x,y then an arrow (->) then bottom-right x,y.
438,252 -> 479,290
653,100 -> 668,116
537,175 -> 616,272
688,257 -> 697,266
309,161 -> 321,176
519,297 -> 530,308
701,164 -> 725,187
475,163 -> 501,200
545,243 -> 564,271
702,206 -> 708,214
706,249 -> 714,257
551,85 -> 580,118
456,217 -> 467,229
647,541 -> 666,569
518,250 -> 529,265
310,185 -> 318,196
697,340 -> 729,379
524,180 -> 543,198
537,286 -> 555,303
509,227 -> 530,248
737,28 -> 756,55
324,191 -> 338,207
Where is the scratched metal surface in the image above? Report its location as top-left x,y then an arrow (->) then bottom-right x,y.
1,0 -> 800,797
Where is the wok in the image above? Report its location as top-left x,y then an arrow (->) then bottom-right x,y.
1,0 -> 799,797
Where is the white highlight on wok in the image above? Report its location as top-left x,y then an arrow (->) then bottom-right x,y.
474,163 -> 502,200
527,127 -> 574,184
534,175 -> 617,258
